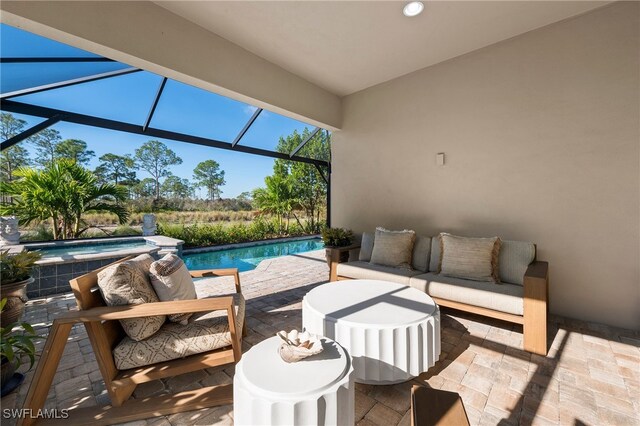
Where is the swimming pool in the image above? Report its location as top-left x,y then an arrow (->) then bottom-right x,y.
183,238 -> 325,272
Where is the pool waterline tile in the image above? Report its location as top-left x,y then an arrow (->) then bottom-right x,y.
56,263 -> 73,275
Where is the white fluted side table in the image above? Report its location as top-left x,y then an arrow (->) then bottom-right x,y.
303,280 -> 440,384
233,336 -> 355,426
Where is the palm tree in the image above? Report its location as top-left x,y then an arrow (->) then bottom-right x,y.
0,159 -> 129,239
252,174 -> 299,234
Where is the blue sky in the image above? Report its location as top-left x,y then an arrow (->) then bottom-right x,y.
1,24 -> 321,198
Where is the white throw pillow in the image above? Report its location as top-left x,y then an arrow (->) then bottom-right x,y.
149,254 -> 197,325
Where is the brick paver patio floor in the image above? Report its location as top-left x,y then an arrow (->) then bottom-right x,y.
2,249 -> 639,425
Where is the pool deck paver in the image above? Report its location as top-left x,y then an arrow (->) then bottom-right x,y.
2,249 -> 639,425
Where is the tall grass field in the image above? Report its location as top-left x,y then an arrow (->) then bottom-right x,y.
19,210 -> 324,247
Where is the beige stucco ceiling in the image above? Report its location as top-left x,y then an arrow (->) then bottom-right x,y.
155,1 -> 609,97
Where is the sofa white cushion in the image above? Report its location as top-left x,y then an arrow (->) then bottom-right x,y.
410,273 -> 523,316
412,236 -> 432,272
370,228 -> 415,269
499,240 -> 536,285
336,261 -> 423,285
358,232 -> 375,262
149,254 -> 197,325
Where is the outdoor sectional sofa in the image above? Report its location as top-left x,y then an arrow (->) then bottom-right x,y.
326,232 -> 549,355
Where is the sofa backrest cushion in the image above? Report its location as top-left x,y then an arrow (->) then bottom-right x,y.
499,240 -> 536,285
370,228 -> 415,269
429,237 -> 441,273
358,232 -> 375,262
412,236 -> 432,272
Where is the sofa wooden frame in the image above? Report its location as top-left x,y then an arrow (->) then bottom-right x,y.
19,258 -> 246,426
326,245 -> 549,356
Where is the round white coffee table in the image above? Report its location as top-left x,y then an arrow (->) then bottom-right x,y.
233,336 -> 355,426
303,279 -> 440,384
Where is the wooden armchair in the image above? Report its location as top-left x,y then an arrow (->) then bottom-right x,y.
19,259 -> 245,426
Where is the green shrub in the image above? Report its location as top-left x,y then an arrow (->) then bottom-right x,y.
321,227 -> 354,247
0,250 -> 42,284
158,216 -> 317,248
1,299 -> 41,371
19,225 -> 54,242
111,225 -> 142,236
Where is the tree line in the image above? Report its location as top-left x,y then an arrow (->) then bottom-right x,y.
0,113 -> 226,202
1,112 -> 330,239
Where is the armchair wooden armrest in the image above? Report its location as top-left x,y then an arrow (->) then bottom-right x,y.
190,268 -> 242,294
56,297 -> 235,324
523,261 -> 549,355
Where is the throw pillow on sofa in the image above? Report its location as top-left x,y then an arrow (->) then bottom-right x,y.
411,235 -> 432,272
97,254 -> 166,341
438,233 -> 501,283
370,227 -> 416,269
149,253 -> 197,325
359,232 -> 375,261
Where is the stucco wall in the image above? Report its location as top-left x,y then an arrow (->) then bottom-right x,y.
332,2 -> 639,330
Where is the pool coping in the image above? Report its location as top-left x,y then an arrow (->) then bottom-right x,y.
182,235 -> 322,254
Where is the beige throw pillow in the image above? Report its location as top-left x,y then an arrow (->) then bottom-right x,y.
97,254 -> 166,341
438,233 -> 501,283
149,254 -> 197,325
370,227 -> 416,269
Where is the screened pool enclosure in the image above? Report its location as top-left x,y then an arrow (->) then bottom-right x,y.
0,24 -> 332,223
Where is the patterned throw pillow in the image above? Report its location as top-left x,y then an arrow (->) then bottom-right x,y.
97,254 -> 166,341
149,254 -> 197,325
370,227 -> 416,269
438,233 -> 502,283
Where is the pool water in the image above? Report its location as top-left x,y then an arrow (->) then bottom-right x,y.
36,241 -> 150,258
183,238 -> 325,272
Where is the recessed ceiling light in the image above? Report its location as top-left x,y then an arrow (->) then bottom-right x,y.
403,1 -> 424,17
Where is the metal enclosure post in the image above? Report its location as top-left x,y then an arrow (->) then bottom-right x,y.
327,162 -> 331,228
